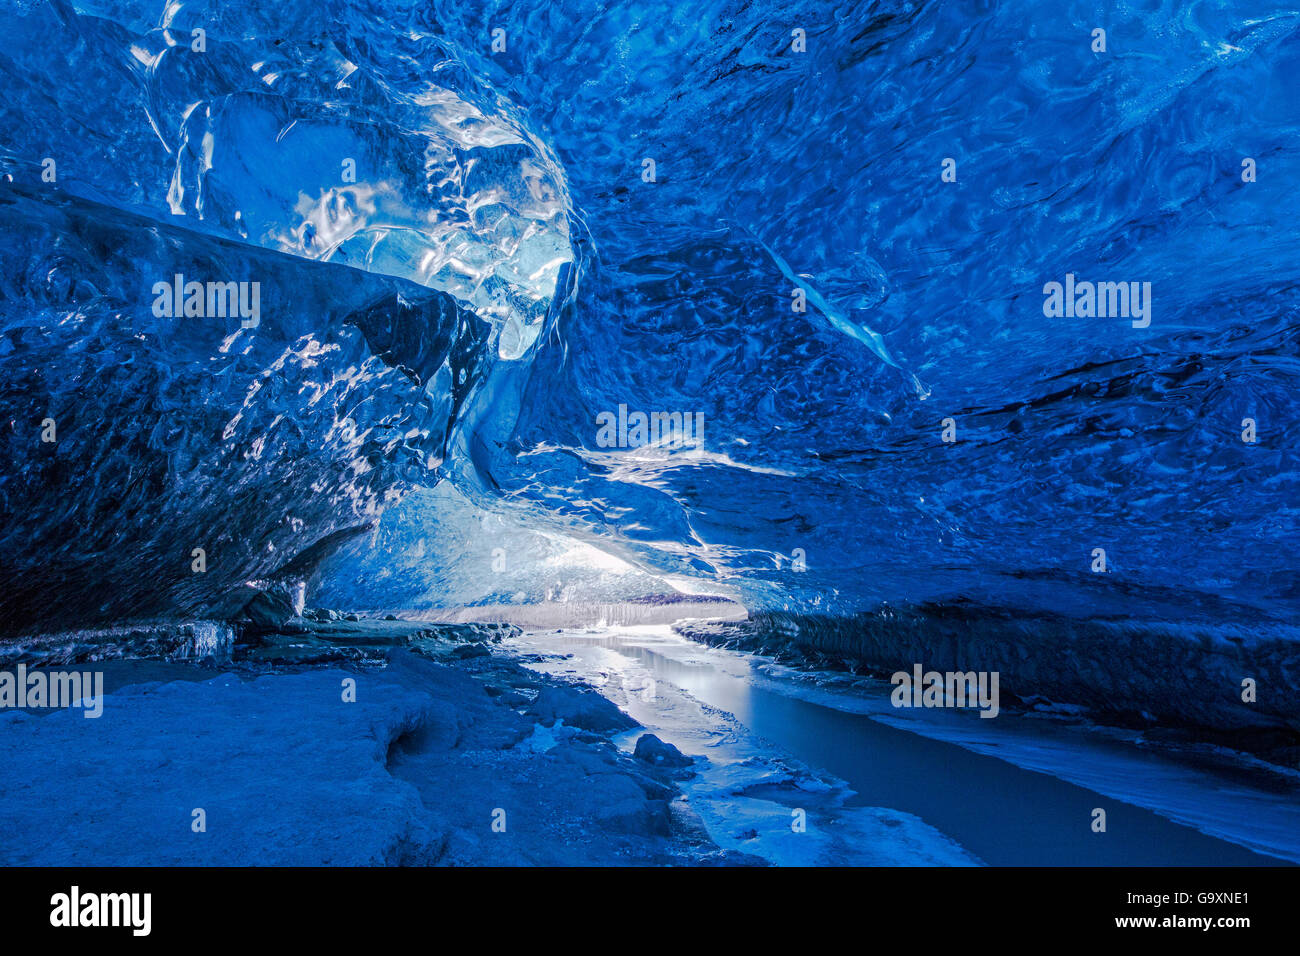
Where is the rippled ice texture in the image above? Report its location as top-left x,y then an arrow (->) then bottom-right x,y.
1,0 -> 1298,638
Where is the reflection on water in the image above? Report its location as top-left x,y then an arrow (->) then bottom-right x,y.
518,627 -> 1297,866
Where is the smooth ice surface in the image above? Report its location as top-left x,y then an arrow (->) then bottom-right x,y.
512,626 -> 983,865
510,626 -> 1300,865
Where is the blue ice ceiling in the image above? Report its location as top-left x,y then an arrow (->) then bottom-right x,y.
0,0 -> 1297,636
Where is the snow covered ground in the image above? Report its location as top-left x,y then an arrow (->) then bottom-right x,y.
0,648 -> 714,865
3,621 -> 1292,866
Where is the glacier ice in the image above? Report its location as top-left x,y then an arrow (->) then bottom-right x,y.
0,0 -> 1298,679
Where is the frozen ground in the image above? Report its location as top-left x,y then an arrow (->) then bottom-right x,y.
0,646 -> 717,865
3,621 -> 1292,866
0,622 -> 978,867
